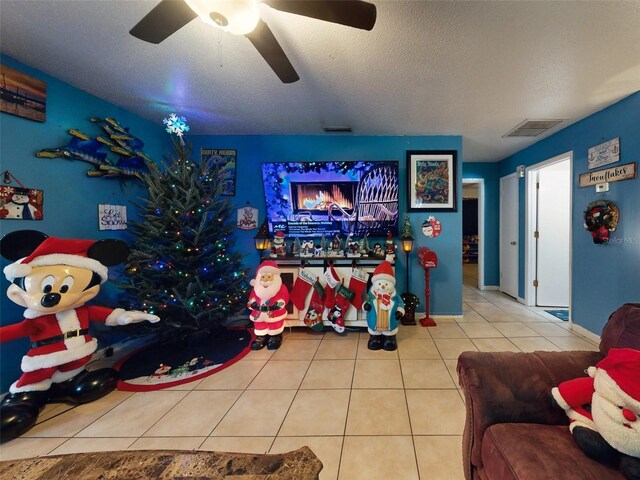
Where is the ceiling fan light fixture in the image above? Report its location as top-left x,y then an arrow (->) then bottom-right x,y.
185,0 -> 260,35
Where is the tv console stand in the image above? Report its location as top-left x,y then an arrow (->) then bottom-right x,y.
262,256 -> 395,329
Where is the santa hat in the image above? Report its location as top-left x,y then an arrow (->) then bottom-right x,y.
256,260 -> 280,277
3,237 -> 109,284
274,231 -> 285,239
372,261 -> 395,284
594,348 -> 640,401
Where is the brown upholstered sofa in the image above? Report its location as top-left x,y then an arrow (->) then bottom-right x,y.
457,303 -> 640,480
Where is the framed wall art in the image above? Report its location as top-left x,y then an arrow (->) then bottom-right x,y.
0,64 -> 47,122
0,185 -> 44,220
201,148 -> 237,196
406,150 -> 457,212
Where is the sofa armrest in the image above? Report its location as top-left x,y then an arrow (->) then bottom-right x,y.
457,349 -> 603,480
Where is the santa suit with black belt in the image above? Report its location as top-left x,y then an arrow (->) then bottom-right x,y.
1,305 -> 136,393
1,235 -> 158,394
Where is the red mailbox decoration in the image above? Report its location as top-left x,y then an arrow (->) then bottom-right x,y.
418,248 -> 437,268
418,247 -> 437,327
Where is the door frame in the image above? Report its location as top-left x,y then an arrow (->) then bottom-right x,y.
524,152 -> 573,320
499,173 -> 520,300
462,178 -> 485,289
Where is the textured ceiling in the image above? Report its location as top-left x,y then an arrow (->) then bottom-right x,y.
1,0 -> 639,162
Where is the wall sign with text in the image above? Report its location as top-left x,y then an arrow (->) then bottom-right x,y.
579,162 -> 636,187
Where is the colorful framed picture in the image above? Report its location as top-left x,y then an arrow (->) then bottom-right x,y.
406,150 -> 457,212
201,149 -> 236,196
0,64 -> 47,122
0,185 -> 44,220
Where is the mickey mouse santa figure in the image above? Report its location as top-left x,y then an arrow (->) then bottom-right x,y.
0,230 -> 159,443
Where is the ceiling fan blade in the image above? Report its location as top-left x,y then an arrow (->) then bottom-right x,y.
130,0 -> 198,44
264,0 -> 376,31
246,19 -> 300,83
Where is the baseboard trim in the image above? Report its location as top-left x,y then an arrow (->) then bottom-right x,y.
570,323 -> 601,344
480,285 -> 499,291
415,312 -> 464,319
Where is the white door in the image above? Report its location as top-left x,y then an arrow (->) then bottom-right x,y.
535,160 -> 570,307
500,175 -> 519,299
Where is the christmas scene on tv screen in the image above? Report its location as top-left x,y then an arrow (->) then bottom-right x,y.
261,161 -> 399,238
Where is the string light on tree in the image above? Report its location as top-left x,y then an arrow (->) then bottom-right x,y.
118,116 -> 249,335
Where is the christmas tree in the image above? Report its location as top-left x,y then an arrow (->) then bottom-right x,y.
120,136 -> 249,335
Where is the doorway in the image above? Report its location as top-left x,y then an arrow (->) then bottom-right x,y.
462,179 -> 485,289
525,153 -> 572,310
500,174 -> 519,299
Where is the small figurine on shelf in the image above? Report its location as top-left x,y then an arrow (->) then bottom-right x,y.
301,239 -> 314,257
331,234 -> 342,256
320,235 -> 328,254
359,235 -> 370,256
247,261 -> 289,350
313,244 -> 323,257
385,231 -> 396,261
362,261 -> 405,351
347,238 -> 361,257
291,237 -> 301,256
373,242 -> 384,258
271,231 -> 287,257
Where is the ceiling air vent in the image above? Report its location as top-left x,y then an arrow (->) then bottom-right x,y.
503,119 -> 564,137
323,126 -> 352,133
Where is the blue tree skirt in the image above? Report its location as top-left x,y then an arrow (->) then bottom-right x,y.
544,309 -> 569,321
114,328 -> 253,391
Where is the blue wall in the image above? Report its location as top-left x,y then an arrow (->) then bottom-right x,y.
188,135 -> 464,316
0,55 -> 168,392
462,162 -> 500,287
0,55 -> 464,393
499,92 -> 640,334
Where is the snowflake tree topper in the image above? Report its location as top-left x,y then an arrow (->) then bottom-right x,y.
163,113 -> 190,143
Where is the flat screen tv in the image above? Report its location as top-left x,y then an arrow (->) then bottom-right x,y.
261,161 -> 399,238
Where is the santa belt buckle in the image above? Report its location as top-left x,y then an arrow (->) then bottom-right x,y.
31,328 -> 89,348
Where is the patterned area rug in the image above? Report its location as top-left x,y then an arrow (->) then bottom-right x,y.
114,328 -> 253,391
0,447 -> 322,480
544,309 -> 569,321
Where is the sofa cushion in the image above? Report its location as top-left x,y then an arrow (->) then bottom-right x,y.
480,423 -> 625,480
600,303 -> 640,355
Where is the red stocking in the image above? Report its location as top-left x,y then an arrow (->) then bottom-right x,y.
290,268 -> 315,310
323,266 -> 340,289
348,267 -> 368,310
303,282 -> 325,331
333,283 -> 354,331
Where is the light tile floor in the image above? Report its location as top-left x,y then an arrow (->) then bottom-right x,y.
0,276 -> 598,480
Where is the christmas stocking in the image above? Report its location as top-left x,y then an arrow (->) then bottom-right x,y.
347,267 -> 368,310
323,266 -> 349,333
290,268 -> 316,310
333,283 -> 354,332
303,281 -> 325,332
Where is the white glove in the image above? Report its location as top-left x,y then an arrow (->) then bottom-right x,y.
107,308 -> 160,326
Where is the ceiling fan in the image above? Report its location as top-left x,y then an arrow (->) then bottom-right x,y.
130,0 -> 377,83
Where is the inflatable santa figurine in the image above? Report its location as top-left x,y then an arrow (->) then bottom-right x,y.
551,348 -> 640,479
362,261 -> 405,351
247,260 -> 290,350
0,230 -> 160,443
